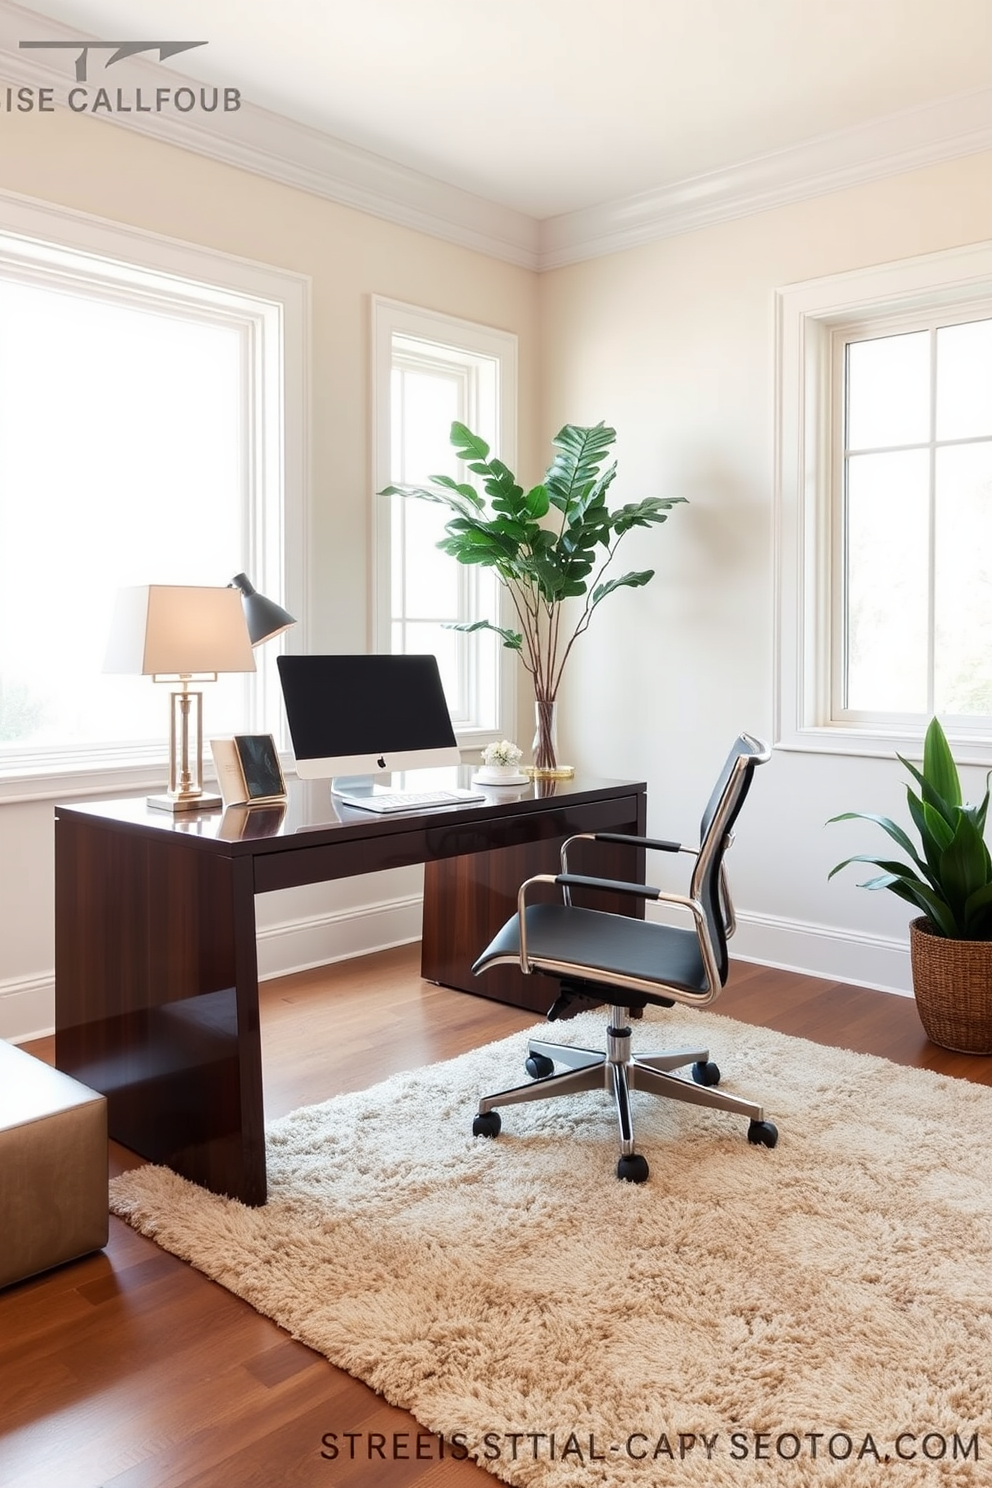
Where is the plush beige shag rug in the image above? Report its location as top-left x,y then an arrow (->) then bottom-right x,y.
109,1006 -> 992,1486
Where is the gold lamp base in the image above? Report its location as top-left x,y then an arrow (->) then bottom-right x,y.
147,790 -> 223,814
146,680 -> 224,813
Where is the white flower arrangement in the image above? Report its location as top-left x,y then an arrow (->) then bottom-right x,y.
482,739 -> 523,768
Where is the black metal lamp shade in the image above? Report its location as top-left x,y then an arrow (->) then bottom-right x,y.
229,573 -> 296,646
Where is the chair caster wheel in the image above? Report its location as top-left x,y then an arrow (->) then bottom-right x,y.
473,1111 -> 501,1138
692,1059 -> 720,1086
747,1119 -> 778,1148
525,1052 -> 555,1079
617,1153 -> 649,1183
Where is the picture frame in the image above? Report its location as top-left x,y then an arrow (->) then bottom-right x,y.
210,733 -> 287,807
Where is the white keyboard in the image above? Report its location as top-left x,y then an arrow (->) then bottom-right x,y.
335,788 -> 486,815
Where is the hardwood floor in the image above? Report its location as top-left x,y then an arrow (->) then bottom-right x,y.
3,946 -> 991,1487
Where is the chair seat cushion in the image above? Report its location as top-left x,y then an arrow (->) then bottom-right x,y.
473,903 -> 708,998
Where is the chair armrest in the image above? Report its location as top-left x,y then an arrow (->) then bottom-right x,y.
555,872 -> 661,900
591,832 -> 682,853
560,831 -> 698,875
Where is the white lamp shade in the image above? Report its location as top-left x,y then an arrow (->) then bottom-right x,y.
104,585 -> 256,676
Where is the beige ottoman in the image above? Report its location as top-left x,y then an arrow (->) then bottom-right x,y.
0,1039 -> 108,1289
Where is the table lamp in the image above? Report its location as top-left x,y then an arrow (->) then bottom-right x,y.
105,585 -> 256,812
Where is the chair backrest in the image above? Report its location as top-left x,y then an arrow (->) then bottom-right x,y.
690,733 -> 770,985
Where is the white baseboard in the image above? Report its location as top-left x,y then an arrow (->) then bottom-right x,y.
730,909 -> 913,997
254,893 -> 424,982
0,900 -> 913,1045
0,973 -> 55,1044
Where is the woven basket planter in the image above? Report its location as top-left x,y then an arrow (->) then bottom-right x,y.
909,917 -> 992,1054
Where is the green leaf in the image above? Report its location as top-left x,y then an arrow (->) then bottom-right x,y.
828,853 -> 929,884
523,483 -> 550,518
905,788 -> 951,874
897,752 -> 956,830
612,496 -> 688,535
444,619 -> 522,650
562,460 -> 618,529
920,800 -> 956,858
449,421 -> 490,464
591,570 -> 655,606
584,462 -> 618,511
937,811 -> 989,926
489,517 -> 531,543
964,777 -> 992,837
441,545 -> 499,565
378,480 -> 476,515
962,880 -> 992,936
868,875 -> 958,937
429,475 -> 485,505
923,716 -> 962,808
546,423 -> 616,515
826,810 -> 930,878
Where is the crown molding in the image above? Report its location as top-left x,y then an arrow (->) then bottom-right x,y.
0,0 -> 540,268
2,0 -> 991,274
538,86 -> 992,269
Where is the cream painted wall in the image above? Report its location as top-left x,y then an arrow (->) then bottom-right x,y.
3,105 -> 992,1039
539,151 -> 992,994
0,107 -> 540,1039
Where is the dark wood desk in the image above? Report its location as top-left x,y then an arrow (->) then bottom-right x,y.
55,771 -> 646,1204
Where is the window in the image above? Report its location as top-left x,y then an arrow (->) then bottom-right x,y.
372,297 -> 517,745
0,196 -> 306,799
775,241 -> 992,760
840,315 -> 992,723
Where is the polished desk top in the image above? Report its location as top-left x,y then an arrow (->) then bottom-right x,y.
56,768 -> 647,868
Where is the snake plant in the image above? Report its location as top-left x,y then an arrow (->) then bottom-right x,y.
829,717 -> 992,940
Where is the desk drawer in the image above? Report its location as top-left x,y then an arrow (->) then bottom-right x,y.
253,792 -> 645,897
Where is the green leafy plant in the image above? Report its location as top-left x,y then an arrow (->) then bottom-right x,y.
380,422 -> 685,743
828,717 -> 992,940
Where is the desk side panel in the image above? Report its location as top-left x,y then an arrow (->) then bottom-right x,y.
55,814 -> 265,1203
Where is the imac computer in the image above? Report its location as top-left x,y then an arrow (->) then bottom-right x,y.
276,654 -> 484,813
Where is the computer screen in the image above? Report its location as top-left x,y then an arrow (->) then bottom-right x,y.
276,654 -> 461,780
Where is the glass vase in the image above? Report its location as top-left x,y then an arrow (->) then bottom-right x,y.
529,699 -> 574,778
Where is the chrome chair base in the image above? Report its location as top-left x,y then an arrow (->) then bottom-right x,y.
474,1006 -> 777,1182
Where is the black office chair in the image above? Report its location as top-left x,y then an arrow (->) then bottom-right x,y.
471,733 -> 778,1182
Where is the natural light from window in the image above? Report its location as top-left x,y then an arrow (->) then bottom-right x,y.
373,299 -> 517,743
389,360 -> 466,704
0,278 -> 254,758
841,315 -> 992,725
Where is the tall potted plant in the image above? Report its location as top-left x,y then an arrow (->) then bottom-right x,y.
828,717 -> 992,1052
380,421 -> 685,774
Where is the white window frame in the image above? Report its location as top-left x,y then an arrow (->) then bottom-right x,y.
774,239 -> 992,763
371,296 -> 517,750
0,191 -> 308,804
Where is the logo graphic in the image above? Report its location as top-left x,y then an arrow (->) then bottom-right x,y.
19,40 -> 207,83
11,38 -> 241,116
